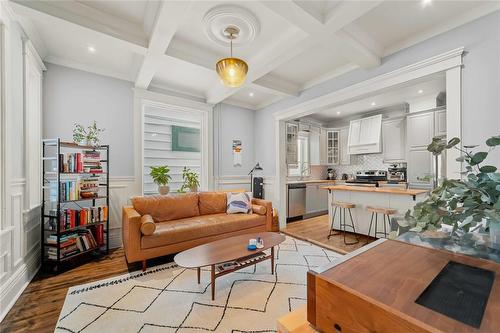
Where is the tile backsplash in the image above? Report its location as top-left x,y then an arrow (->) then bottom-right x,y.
330,153 -> 394,179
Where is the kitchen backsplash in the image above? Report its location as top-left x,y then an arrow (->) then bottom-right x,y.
331,153 -> 394,179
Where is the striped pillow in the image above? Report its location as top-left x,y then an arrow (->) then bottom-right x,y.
226,192 -> 252,214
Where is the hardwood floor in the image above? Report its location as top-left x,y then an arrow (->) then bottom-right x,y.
282,215 -> 373,254
0,249 -> 174,333
1,218 -> 368,332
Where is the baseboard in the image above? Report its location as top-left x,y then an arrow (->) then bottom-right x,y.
0,247 -> 40,322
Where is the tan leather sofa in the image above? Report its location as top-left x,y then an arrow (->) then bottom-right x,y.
122,192 -> 273,269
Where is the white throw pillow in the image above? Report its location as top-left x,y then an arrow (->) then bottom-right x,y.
226,192 -> 252,214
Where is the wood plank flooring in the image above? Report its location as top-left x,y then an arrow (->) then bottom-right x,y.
282,215 -> 373,254
0,249 -> 174,333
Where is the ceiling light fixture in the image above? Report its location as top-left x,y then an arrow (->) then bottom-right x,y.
336,111 -> 341,115
422,0 -> 432,7
371,102 -> 376,106
249,92 -> 254,97
418,89 -> 424,94
216,26 -> 248,88
87,45 -> 96,54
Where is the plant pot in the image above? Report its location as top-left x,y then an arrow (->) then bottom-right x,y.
158,185 -> 170,195
189,185 -> 198,192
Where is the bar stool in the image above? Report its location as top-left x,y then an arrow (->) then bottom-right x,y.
328,201 -> 359,245
366,206 -> 397,242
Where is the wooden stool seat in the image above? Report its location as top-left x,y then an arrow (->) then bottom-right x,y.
367,206 -> 397,215
332,201 -> 355,209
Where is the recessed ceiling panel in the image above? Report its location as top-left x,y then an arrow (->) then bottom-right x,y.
224,86 -> 277,110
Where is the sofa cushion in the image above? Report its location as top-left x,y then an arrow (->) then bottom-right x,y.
226,192 -> 252,214
141,213 -> 266,249
140,214 -> 156,236
251,204 -> 267,215
198,192 -> 227,215
131,194 -> 199,222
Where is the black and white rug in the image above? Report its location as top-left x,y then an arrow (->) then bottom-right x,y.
55,236 -> 341,332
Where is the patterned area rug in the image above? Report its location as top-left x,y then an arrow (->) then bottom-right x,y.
56,236 -> 341,333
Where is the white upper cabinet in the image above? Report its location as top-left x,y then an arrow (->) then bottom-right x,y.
319,128 -> 327,165
382,118 -> 406,163
348,114 -> 382,154
435,109 -> 447,137
309,126 -> 320,165
407,112 -> 435,148
327,130 -> 339,165
286,122 -> 299,165
339,126 -> 350,165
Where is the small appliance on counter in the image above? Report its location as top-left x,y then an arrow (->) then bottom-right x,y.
327,168 -> 336,180
346,170 -> 387,187
387,164 -> 407,182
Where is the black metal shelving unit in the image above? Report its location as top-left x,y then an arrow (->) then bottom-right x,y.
41,138 -> 110,272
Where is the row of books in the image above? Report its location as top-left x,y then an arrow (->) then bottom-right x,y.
59,176 -> 100,201
59,151 -> 103,174
46,229 -> 101,260
48,206 -> 108,230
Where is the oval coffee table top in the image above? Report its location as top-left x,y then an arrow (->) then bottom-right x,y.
174,232 -> 286,268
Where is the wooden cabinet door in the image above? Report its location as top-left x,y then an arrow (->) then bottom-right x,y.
382,118 -> 406,163
339,127 -> 350,165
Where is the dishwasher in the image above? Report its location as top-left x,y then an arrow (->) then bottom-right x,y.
287,183 -> 306,222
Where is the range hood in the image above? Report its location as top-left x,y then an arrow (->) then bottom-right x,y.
347,114 -> 382,155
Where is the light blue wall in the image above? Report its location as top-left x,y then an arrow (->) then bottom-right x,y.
43,63 -> 135,176
255,10 -> 500,175
214,103 -> 256,177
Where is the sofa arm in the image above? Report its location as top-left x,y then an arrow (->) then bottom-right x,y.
122,206 -> 142,263
252,198 -> 273,231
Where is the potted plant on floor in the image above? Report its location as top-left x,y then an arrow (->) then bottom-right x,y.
394,135 -> 500,250
180,167 -> 200,192
150,166 -> 172,195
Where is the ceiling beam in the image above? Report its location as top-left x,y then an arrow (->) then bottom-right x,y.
252,74 -> 300,97
261,0 -> 383,69
134,1 -> 192,89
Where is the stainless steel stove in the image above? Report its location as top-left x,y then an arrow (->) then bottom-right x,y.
345,170 -> 387,187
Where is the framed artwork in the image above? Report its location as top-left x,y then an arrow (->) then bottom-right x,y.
172,125 -> 200,152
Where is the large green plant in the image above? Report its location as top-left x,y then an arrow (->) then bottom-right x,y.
179,167 -> 200,192
400,135 -> 500,235
149,166 -> 172,186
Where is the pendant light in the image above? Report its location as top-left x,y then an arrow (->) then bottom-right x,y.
216,26 -> 248,88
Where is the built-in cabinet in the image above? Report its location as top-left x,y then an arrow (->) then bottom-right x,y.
382,118 -> 406,163
306,183 -> 329,214
339,126 -> 350,165
347,114 -> 382,155
327,130 -> 340,165
286,122 -> 298,165
310,127 -> 328,165
435,109 -> 447,137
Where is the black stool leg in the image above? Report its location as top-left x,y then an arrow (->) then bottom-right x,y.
343,208 -> 359,245
327,206 -> 338,239
366,212 -> 374,244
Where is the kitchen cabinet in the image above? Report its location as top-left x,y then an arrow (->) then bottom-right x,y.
327,130 -> 339,165
435,109 -> 446,137
306,183 -> 329,214
348,114 -> 382,154
309,127 -> 320,165
319,128 -> 327,165
408,149 -> 433,184
339,126 -> 350,165
286,122 -> 298,165
382,118 -> 406,163
407,111 -> 435,186
407,112 -> 434,148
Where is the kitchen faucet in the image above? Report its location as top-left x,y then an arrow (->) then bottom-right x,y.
300,162 -> 310,180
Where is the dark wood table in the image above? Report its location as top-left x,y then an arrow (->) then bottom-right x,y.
174,232 -> 286,300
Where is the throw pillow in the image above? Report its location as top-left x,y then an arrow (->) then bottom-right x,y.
140,214 -> 156,236
226,192 -> 252,214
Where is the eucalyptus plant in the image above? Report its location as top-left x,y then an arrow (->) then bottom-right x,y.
73,121 -> 105,146
149,166 -> 172,186
399,135 -> 500,235
179,167 -> 200,192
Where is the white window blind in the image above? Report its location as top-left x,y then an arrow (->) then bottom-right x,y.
143,107 -> 202,195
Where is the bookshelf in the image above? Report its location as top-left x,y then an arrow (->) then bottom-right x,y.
41,138 -> 110,272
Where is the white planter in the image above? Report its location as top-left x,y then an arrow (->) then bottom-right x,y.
158,185 -> 170,195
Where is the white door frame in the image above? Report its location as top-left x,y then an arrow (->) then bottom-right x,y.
274,47 -> 464,228
133,88 -> 214,196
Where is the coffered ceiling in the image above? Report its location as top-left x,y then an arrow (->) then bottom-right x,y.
9,0 -> 500,110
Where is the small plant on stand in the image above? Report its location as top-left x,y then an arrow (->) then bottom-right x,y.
73,121 -> 105,147
149,166 -> 172,195
179,167 -> 200,193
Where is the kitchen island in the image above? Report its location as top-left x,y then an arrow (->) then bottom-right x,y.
321,185 -> 429,236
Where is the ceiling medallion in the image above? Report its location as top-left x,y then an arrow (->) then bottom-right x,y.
215,26 -> 248,88
203,5 -> 261,47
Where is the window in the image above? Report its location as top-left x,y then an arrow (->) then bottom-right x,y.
288,131 -> 310,177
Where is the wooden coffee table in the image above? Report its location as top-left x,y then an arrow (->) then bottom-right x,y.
174,232 -> 286,300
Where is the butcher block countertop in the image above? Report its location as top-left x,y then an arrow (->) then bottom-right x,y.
320,185 -> 429,196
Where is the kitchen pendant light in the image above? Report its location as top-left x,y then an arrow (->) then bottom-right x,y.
216,27 -> 248,87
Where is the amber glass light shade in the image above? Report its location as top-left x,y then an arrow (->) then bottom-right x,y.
215,57 -> 248,87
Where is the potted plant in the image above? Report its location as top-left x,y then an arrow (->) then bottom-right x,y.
149,166 -> 172,195
73,121 -> 105,147
395,134 -> 500,248
180,167 -> 200,192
